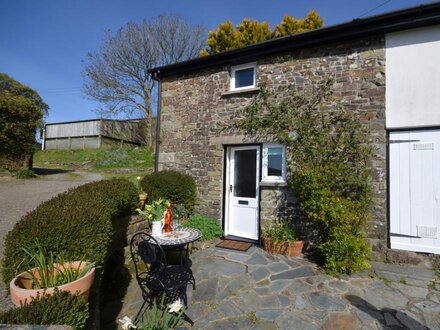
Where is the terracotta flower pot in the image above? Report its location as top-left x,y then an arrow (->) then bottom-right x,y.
262,236 -> 304,257
10,261 -> 95,306
139,193 -> 148,210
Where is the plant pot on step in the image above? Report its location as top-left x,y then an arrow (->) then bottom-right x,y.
139,193 -> 148,210
10,261 -> 95,306
262,236 -> 304,257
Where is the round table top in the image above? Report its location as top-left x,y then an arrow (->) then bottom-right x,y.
153,227 -> 202,246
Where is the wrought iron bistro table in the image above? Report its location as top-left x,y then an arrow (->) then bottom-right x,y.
153,227 -> 202,265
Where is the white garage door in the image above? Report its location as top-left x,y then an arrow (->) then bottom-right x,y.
390,130 -> 440,254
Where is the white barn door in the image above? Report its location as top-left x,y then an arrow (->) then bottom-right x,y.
390,130 -> 440,254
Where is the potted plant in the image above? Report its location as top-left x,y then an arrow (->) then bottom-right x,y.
137,198 -> 171,236
10,244 -> 95,306
261,220 -> 304,257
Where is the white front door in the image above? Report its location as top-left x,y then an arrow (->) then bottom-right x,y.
390,130 -> 440,254
225,146 -> 260,240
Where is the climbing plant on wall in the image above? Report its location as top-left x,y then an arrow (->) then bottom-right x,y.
231,79 -> 373,274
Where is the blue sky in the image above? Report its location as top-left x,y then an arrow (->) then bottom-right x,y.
0,0 -> 434,124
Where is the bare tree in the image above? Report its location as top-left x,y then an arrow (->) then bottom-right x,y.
82,15 -> 206,146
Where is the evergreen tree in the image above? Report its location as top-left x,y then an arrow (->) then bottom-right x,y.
275,11 -> 323,36
0,73 -> 48,170
201,11 -> 324,55
236,19 -> 273,46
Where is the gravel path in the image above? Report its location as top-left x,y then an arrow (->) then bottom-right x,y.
0,170 -> 103,311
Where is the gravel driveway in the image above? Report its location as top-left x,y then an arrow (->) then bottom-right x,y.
0,169 -> 103,311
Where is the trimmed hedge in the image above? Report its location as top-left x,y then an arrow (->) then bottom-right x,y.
2,178 -> 138,287
0,290 -> 89,329
140,170 -> 196,213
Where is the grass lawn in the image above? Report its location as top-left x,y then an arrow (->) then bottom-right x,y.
34,147 -> 154,171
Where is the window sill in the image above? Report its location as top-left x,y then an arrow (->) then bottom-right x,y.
260,181 -> 288,187
221,87 -> 260,96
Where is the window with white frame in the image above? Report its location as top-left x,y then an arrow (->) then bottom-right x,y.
230,63 -> 256,91
262,144 -> 286,182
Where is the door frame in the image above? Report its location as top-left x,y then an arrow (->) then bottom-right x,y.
222,144 -> 262,242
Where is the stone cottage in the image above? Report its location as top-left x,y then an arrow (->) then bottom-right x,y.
149,3 -> 440,265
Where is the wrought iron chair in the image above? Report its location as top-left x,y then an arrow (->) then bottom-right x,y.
130,231 -> 196,325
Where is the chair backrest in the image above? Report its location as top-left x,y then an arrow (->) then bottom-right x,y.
130,232 -> 167,281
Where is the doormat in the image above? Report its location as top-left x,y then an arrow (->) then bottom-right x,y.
216,239 -> 253,252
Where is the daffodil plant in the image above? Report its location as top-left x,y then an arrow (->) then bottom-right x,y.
136,176 -> 145,194
136,198 -> 171,222
138,297 -> 185,330
118,316 -> 137,330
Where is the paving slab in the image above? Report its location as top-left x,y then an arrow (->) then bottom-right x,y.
245,252 -> 270,265
270,266 -> 316,281
308,291 -> 348,311
364,281 -> 409,310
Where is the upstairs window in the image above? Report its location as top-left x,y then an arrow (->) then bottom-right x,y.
262,144 -> 286,183
230,63 -> 256,91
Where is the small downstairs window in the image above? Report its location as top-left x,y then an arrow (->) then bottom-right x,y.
230,63 -> 256,91
262,144 -> 286,183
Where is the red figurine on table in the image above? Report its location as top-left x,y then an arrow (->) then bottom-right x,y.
163,205 -> 173,233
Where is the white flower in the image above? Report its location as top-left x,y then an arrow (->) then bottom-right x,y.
118,316 -> 137,330
136,176 -> 141,180
168,299 -> 184,313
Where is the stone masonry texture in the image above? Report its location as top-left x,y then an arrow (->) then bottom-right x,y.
158,36 -> 396,261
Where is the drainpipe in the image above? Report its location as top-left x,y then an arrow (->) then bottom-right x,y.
151,71 -> 161,173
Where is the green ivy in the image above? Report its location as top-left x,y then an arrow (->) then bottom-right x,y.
231,79 -> 373,274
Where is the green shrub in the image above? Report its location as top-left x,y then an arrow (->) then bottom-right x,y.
184,214 -> 222,241
15,169 -> 37,179
0,290 -> 89,329
140,170 -> 196,213
291,167 -> 368,238
2,179 -> 137,287
318,231 -> 371,275
0,73 -> 47,171
291,167 -> 371,274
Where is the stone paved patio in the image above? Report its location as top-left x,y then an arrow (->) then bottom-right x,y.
117,245 -> 440,329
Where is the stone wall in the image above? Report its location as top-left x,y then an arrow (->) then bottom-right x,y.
114,215 -> 150,261
159,36 -> 390,255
